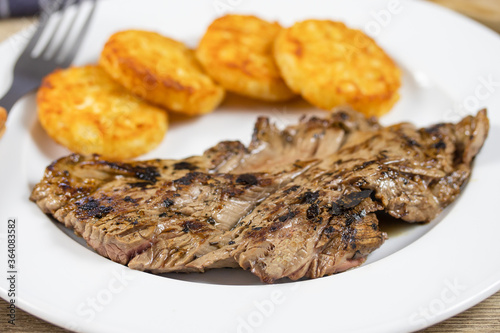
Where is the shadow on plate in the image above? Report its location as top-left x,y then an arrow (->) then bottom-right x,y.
218,92 -> 311,112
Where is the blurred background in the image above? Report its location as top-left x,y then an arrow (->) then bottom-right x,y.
429,0 -> 500,32
1,0 -> 500,37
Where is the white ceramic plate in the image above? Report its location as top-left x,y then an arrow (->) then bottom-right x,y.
1,0 -> 500,332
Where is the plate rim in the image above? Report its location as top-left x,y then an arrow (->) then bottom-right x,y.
1,0 -> 500,332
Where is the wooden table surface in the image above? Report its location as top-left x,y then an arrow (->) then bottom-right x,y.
1,2 -> 500,332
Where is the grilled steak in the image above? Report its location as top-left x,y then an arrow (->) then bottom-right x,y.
32,110 -> 368,265
185,109 -> 489,282
227,109 -> 379,173
31,109 -> 489,283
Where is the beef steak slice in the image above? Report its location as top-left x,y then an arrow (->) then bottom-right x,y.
31,109 -> 489,283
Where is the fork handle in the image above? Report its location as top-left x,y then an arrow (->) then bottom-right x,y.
0,75 -> 41,113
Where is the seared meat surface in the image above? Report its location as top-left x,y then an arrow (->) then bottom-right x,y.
227,109 -> 379,173
186,110 -> 489,282
32,110 -> 369,266
31,109 -> 489,283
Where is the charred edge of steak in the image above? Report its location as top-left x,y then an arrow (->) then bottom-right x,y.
173,172 -> 211,185
173,162 -> 199,171
163,198 -> 174,208
246,209 -> 300,238
278,210 -> 298,223
235,174 -> 258,186
94,160 -> 160,183
75,197 -> 113,219
329,190 -> 373,215
284,185 -> 301,194
182,220 -> 207,233
299,190 -> 320,204
128,181 -> 154,188
203,141 -> 248,169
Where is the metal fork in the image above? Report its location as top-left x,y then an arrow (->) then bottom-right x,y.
0,0 -> 97,113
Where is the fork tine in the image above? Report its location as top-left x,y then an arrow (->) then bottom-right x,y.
19,0 -> 66,57
59,0 -> 97,67
37,0 -> 78,59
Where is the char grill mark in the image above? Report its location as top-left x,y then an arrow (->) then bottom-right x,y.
92,160 -> 161,183
173,161 -> 199,171
30,109 -> 489,283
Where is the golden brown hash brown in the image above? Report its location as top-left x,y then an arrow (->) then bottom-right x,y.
273,19 -> 401,117
37,65 -> 168,160
99,30 -> 225,116
196,15 -> 295,102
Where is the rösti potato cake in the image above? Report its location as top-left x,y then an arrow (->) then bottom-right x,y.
37,65 -> 168,160
99,30 -> 224,116
196,15 -> 295,102
273,20 -> 401,117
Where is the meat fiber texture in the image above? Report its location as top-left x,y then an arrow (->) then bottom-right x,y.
30,109 -> 489,283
